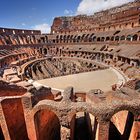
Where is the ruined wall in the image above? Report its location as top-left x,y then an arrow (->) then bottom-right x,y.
0,28 -> 41,46
51,1 -> 140,34
0,1 -> 139,140
1,98 -> 28,140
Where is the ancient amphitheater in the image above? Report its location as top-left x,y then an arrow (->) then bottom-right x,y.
0,1 -> 140,140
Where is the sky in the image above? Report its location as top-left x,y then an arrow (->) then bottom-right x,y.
0,0 -> 134,33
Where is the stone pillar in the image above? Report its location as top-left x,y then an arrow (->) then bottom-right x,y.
70,114 -> 76,140
92,117 -> 98,140
22,94 -> 38,140
0,102 -> 11,140
129,116 -> 140,140
97,121 -> 110,140
61,126 -> 70,140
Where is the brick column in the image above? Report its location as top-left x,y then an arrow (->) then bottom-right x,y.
61,126 -> 70,140
22,94 -> 38,140
0,102 -> 11,140
97,121 -> 110,140
129,115 -> 140,140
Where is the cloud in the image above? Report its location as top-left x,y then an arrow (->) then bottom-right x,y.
76,0 -> 134,15
64,9 -> 73,15
21,23 -> 26,26
32,23 -> 51,33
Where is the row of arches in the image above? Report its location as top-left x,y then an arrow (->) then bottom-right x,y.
0,34 -> 37,45
39,33 -> 140,44
32,108 -> 139,140
39,45 -> 139,70
55,34 -> 140,43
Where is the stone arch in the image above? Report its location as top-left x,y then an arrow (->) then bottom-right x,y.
115,36 -> 120,41
60,35 -> 63,40
132,34 -> 138,41
33,108 -> 61,140
101,37 -> 105,41
56,35 -> 59,39
90,33 -> 94,37
131,22 -> 134,28
67,35 -> 70,40
66,35 -> 70,43
106,36 -> 110,41
88,33 -> 94,42
83,34 -> 89,42
77,36 -> 81,42
73,35 -> 77,43
63,35 -> 66,41
97,37 -> 101,42
92,36 -> 96,41
68,107 -> 98,125
43,48 -> 47,55
32,102 -> 62,122
40,37 -> 45,43
81,34 -> 86,39
120,35 -> 126,41
126,35 -> 132,41
70,35 -> 73,39
111,36 -> 114,41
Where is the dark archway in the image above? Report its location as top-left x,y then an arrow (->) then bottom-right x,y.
97,37 -> 100,42
44,48 -> 47,55
92,36 -> 96,42
115,36 -> 120,41
126,35 -> 132,41
132,34 -> 138,41
70,112 -> 97,140
111,36 -> 114,41
34,109 -> 60,140
109,110 -> 134,140
101,37 -> 105,42
106,36 -> 110,41
120,36 -> 125,41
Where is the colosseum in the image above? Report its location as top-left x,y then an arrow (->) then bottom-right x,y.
0,0 -> 140,140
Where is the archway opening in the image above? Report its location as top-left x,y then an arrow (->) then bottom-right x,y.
44,48 -> 47,55
115,36 -> 120,41
132,34 -> 138,41
120,36 -> 125,41
126,35 -> 132,41
70,112 -> 97,140
34,109 -> 60,140
111,36 -> 114,41
97,37 -> 100,42
109,110 -> 134,140
106,36 -> 110,41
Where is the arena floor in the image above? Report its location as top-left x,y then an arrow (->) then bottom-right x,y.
34,68 -> 122,92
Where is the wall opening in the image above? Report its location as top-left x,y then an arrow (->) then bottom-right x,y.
109,110 -> 134,140
34,109 -> 60,140
44,48 -> 47,55
70,112 -> 97,140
